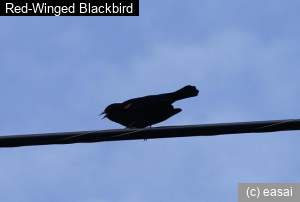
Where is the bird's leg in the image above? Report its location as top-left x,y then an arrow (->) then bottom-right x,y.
126,120 -> 147,141
127,120 -> 137,128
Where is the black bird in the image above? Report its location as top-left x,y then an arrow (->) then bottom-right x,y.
100,85 -> 199,128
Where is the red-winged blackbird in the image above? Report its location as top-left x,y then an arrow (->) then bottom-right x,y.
100,85 -> 199,128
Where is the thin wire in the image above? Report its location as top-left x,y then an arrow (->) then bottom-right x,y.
57,128 -> 148,142
96,128 -> 148,141
57,130 -> 102,142
254,119 -> 297,131
58,119 -> 297,142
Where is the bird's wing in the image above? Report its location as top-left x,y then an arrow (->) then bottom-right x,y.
122,95 -> 173,111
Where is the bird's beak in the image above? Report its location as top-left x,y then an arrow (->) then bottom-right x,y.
99,111 -> 107,119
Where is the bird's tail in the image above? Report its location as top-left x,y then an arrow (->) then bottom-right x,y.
169,85 -> 199,101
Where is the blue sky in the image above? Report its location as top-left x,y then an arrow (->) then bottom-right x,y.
1,1 -> 300,201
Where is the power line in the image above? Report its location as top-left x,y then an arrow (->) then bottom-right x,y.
0,119 -> 299,148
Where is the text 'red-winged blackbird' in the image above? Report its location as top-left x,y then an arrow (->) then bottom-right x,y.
100,85 -> 199,128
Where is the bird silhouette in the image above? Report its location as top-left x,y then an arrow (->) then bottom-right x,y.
100,85 -> 199,128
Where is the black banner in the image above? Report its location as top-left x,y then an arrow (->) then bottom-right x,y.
2,2 -> 139,16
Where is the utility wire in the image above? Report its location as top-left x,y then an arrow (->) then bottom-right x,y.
0,119 -> 300,148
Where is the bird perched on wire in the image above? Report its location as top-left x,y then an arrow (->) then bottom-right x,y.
100,85 -> 199,128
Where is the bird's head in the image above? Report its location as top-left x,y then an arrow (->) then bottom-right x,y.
99,103 -> 122,119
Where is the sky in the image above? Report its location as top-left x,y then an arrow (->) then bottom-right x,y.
1,0 -> 300,201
